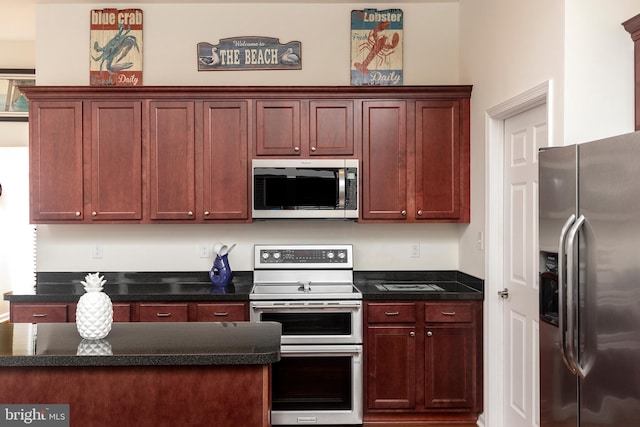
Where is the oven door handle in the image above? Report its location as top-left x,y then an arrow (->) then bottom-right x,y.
281,344 -> 362,355
250,302 -> 361,309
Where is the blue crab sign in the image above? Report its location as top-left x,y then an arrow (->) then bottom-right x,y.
197,37 -> 301,71
90,8 -> 143,86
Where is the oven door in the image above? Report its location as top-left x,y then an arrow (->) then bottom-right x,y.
249,301 -> 362,345
271,344 -> 363,426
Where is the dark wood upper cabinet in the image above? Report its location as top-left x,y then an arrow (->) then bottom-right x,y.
623,13 -> 640,131
255,100 -> 301,156
362,100 -> 408,220
309,100 -> 355,156
23,86 -> 471,224
148,101 -> 196,220
415,100 -> 464,221
89,101 -> 143,221
201,101 -> 250,221
29,100 -> 84,222
361,95 -> 470,223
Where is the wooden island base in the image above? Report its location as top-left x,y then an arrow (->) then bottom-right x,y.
0,364 -> 270,427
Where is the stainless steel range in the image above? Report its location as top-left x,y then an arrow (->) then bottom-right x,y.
250,244 -> 362,426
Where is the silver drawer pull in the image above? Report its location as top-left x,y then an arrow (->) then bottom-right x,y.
442,311 -> 456,316
213,312 -> 229,317
384,311 -> 400,316
32,313 -> 48,318
156,313 -> 172,317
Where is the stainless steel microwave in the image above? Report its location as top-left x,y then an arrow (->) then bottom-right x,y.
252,159 -> 359,219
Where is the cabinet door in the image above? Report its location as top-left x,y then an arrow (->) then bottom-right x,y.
366,325 -> 416,409
255,100 -> 301,156
309,100 -> 355,156
361,101 -> 408,220
423,324 -> 474,409
415,100 -> 467,221
89,101 -> 142,220
112,303 -> 133,322
30,101 -> 84,221
149,101 -> 196,220
202,101 -> 249,220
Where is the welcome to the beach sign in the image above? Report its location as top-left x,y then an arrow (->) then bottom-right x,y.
197,36 -> 302,71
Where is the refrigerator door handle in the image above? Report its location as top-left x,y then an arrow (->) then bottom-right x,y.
558,214 -> 577,374
566,214 -> 587,378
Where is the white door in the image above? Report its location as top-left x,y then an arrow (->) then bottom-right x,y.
502,104 -> 546,427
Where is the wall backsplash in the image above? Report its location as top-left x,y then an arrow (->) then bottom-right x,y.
34,221 -> 460,276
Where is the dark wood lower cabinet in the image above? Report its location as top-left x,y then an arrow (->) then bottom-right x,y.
10,301 -> 248,323
364,301 -> 483,426
0,364 -> 270,427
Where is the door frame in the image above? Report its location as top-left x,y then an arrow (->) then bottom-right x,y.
481,81 -> 552,427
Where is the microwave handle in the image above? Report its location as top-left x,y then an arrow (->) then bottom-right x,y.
338,168 -> 346,208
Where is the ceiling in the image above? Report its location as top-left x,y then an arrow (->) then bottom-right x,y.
0,0 -> 457,40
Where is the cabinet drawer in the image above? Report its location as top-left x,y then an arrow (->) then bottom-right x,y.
425,303 -> 473,323
11,304 -> 69,323
194,303 -> 246,322
139,303 -> 188,322
367,303 -> 416,323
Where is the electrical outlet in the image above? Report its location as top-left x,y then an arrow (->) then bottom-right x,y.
410,243 -> 420,258
199,243 -> 211,258
92,242 -> 103,259
477,231 -> 484,251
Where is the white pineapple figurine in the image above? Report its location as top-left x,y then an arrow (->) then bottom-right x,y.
76,272 -> 113,340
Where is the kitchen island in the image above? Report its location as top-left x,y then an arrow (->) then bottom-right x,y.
0,321 -> 280,427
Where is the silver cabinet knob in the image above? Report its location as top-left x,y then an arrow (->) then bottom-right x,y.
204,211 -> 210,216
294,146 -> 300,152
401,210 -> 407,216
427,331 -> 433,337
92,211 -> 97,217
417,210 -> 423,216
311,147 -> 317,152
188,211 -> 193,216
75,211 -> 81,217
409,332 -> 415,337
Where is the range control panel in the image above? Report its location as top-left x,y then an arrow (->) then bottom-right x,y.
254,245 -> 353,269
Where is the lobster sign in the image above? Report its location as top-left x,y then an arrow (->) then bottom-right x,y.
351,9 -> 403,86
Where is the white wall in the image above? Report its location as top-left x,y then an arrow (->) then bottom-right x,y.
564,0 -> 637,145
36,3 -> 460,86
31,2 -> 466,276
0,148 -> 35,310
457,0 -> 638,277
457,0 -> 566,277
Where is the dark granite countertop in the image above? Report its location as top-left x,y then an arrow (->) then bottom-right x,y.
4,271 -> 254,302
354,270 -> 484,300
4,270 -> 483,302
0,321 -> 281,367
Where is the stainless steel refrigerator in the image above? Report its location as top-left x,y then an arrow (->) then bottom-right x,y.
539,131 -> 640,427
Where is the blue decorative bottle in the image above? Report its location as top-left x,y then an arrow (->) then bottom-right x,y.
209,243 -> 234,286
